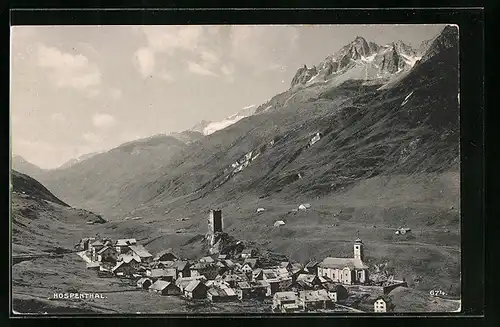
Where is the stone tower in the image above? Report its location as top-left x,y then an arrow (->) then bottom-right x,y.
354,236 -> 364,261
207,209 -> 223,246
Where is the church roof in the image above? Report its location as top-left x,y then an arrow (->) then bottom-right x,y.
319,257 -> 368,269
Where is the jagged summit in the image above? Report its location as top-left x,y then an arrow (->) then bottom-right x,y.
290,35 -> 420,88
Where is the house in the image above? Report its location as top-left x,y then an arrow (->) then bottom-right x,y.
279,262 -> 293,270
298,203 -> 311,211
200,256 -> 215,263
295,274 -> 322,289
252,268 -> 263,281
119,254 -> 142,264
276,268 -> 291,280
97,246 -> 118,263
309,132 -> 322,146
172,261 -> 191,278
235,280 -> 271,300
272,291 -> 301,313
373,295 -> 394,312
128,244 -> 153,263
184,280 -> 207,299
298,289 -> 335,311
176,276 -> 207,292
241,263 -> 254,274
207,286 -> 238,302
190,262 -> 217,278
256,208 -> 265,213
153,250 -> 178,262
115,239 -> 137,254
273,220 -> 285,227
149,280 -> 181,296
156,260 -> 175,269
317,238 -> 369,285
241,248 -> 255,259
223,259 -> 236,270
86,262 -> 101,270
322,283 -> 348,301
244,258 -> 259,269
137,277 -> 153,289
111,259 -> 140,276
147,268 -> 177,282
262,269 -> 279,281
218,254 -> 228,260
304,260 -> 319,275
220,274 -> 245,288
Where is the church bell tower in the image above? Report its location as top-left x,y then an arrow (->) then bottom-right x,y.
354,233 -> 364,261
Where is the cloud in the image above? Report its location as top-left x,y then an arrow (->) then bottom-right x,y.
92,113 -> 116,129
110,88 -> 122,100
187,61 -> 218,77
136,26 -> 223,78
50,112 -> 66,123
36,44 -> 101,92
140,26 -> 204,55
159,71 -> 175,82
229,26 -> 299,73
221,63 -> 235,82
134,47 -> 155,78
82,132 -> 101,143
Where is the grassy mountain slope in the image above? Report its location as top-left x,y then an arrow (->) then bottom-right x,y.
39,134 -> 190,215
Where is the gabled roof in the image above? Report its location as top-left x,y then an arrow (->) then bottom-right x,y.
305,260 -> 319,268
120,254 -> 141,263
223,259 -> 235,267
243,258 -> 258,268
150,280 -> 174,291
298,289 -> 330,302
185,280 -> 204,292
129,245 -> 153,258
173,261 -> 189,271
97,246 -> 114,254
242,248 -> 254,254
200,256 -> 215,263
191,262 -> 211,270
274,291 -> 298,301
91,240 -> 104,246
319,257 -> 369,269
137,277 -> 152,285
296,274 -> 318,283
116,239 -> 137,246
149,268 -> 176,278
153,249 -> 177,261
237,281 -> 251,289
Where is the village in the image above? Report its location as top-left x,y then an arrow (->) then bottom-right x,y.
75,209 -> 410,313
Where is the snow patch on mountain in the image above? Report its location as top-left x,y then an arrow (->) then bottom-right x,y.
400,54 -> 422,67
202,104 -> 258,135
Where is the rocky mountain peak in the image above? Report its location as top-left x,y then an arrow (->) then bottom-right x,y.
420,25 -> 458,63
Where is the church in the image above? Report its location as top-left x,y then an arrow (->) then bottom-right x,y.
317,238 -> 369,285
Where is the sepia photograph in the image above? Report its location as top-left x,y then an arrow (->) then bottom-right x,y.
10,23 -> 461,315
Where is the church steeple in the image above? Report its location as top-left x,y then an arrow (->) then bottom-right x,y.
354,232 -> 364,261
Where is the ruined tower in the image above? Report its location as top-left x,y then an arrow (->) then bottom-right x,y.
207,209 -> 223,246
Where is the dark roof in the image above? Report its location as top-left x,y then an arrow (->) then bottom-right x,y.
129,245 -> 153,258
319,257 -> 368,269
305,260 -> 319,268
185,280 -> 204,292
153,249 -> 177,261
97,246 -> 116,254
244,258 -> 258,268
237,282 -> 251,289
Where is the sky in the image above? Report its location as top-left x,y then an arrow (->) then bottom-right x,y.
10,24 -> 446,169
